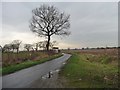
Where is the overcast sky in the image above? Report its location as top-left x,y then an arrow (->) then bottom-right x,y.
1,2 -> 118,49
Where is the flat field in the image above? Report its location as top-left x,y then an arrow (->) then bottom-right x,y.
60,48 -> 118,88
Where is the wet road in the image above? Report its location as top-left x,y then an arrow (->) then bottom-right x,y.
2,54 -> 71,88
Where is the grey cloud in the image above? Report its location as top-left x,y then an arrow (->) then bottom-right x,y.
1,2 -> 118,48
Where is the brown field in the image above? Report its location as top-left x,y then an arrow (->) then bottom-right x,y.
79,48 -> 118,56
2,48 -> 119,67
62,48 -> 118,65
79,49 -> 118,65
2,51 -> 56,67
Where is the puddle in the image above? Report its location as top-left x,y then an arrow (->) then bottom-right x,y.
62,62 -> 66,65
55,69 -> 60,72
41,69 -> 60,79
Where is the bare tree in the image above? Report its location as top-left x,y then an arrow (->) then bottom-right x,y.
41,41 -> 47,50
24,44 -> 33,51
33,42 -> 41,51
50,41 -> 58,49
12,40 -> 22,53
37,41 -> 44,49
37,40 -> 58,50
30,4 -> 70,51
35,43 -> 39,51
3,44 -> 12,52
34,41 -> 45,51
3,44 -> 12,61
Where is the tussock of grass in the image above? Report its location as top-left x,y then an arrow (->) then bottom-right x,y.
60,53 -> 118,88
2,54 -> 62,75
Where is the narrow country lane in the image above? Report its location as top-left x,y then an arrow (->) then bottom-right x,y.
2,54 -> 71,88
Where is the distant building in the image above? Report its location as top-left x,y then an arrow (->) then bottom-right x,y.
52,47 -> 59,53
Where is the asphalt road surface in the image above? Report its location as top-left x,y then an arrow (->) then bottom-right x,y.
2,53 -> 71,88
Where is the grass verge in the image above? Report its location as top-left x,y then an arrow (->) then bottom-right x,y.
59,53 -> 118,88
2,54 -> 63,75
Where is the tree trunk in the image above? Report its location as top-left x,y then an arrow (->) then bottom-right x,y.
32,48 -> 34,52
13,48 -> 14,53
27,49 -> 29,52
35,48 -> 38,52
46,36 -> 50,51
17,48 -> 19,54
36,44 -> 38,51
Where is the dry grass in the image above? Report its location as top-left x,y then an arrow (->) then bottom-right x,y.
2,51 -> 56,67
59,49 -> 118,88
78,48 -> 118,65
79,48 -> 118,56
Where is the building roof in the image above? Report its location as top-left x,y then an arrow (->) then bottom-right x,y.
53,47 -> 59,49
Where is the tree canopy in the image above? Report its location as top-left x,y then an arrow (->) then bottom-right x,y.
30,4 -> 70,50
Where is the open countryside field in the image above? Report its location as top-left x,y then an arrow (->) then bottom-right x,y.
60,48 -> 119,88
1,2 -> 118,89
